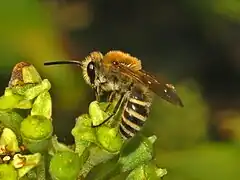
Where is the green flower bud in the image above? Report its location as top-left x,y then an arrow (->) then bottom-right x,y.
20,115 -> 53,153
0,128 -> 20,152
118,135 -> 156,172
24,79 -> 51,100
0,164 -> 18,180
49,151 -> 82,180
31,91 -> 52,119
8,62 -> 42,87
96,126 -> 123,153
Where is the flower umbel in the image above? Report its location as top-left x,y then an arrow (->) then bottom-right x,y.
0,62 -> 167,180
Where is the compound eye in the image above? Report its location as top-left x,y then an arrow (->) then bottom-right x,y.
87,62 -> 95,84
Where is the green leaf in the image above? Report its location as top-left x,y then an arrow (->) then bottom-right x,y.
118,135 -> 156,172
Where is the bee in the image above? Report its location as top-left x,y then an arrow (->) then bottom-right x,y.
44,51 -> 183,139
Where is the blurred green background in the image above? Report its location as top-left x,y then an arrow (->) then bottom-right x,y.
0,0 -> 240,179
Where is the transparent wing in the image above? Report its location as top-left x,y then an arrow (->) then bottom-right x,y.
116,64 -> 183,107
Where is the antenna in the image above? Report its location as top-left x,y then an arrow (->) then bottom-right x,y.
44,60 -> 82,66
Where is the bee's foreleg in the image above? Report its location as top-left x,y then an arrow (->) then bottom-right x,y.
104,91 -> 119,112
94,88 -> 101,101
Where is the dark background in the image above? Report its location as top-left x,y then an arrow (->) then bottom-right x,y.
0,0 -> 240,179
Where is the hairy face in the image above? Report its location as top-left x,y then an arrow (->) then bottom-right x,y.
81,52 -> 103,88
81,51 -> 133,95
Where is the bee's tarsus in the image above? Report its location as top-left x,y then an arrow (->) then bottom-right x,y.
91,113 -> 115,128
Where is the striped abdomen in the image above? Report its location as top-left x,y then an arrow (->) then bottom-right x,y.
119,88 -> 152,139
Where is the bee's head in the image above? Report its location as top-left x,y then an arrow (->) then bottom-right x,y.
44,51 -> 104,88
81,51 -> 103,87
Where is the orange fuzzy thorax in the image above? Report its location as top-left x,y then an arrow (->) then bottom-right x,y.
102,50 -> 142,71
